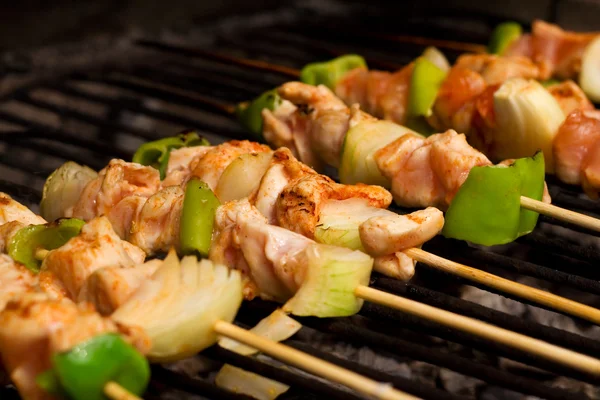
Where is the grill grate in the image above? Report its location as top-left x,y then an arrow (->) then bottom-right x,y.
2,4 -> 600,399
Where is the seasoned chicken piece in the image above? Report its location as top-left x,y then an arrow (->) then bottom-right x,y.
430,67 -> 487,133
0,254 -> 37,310
162,145 -> 213,187
276,172 -> 392,239
128,186 -> 185,254
251,147 -> 315,222
79,259 -> 162,315
0,193 -> 46,226
376,130 -> 491,209
272,82 -> 363,170
211,199 -> 312,302
335,64 -> 414,125
359,207 -> 444,256
190,140 -> 271,191
546,80 -> 594,116
373,252 -> 417,282
40,217 -> 145,299
73,159 -> 160,221
0,220 -> 27,254
554,109 -> 600,186
529,20 -> 597,80
429,131 -> 492,205
455,54 -> 540,85
0,293 -> 149,400
106,195 -> 146,239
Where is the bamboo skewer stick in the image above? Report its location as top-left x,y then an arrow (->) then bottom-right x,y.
354,285 -> 600,376
213,320 -> 418,400
404,247 -> 600,325
104,382 -> 143,400
520,195 -> 600,233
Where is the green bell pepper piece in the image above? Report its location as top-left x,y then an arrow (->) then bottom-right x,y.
488,22 -> 523,55
37,333 -> 150,400
442,151 -> 545,246
179,178 -> 221,257
132,131 -> 209,179
541,79 -> 562,88
235,89 -> 282,140
8,218 -> 85,273
300,54 -> 367,90
407,56 -> 448,119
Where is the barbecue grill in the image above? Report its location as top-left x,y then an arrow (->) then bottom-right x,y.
2,1 -> 600,399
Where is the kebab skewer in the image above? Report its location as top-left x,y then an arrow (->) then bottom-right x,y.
195,40 -> 600,200
5,192 -> 600,385
0,202 -> 418,400
33,133 -> 600,324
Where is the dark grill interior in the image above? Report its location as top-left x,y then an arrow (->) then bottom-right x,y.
2,3 -> 600,399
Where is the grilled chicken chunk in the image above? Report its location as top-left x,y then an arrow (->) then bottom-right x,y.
79,259 -> 162,315
0,255 -> 37,311
506,20 -> 598,80
0,220 -> 27,254
0,293 -> 150,400
269,82 -> 376,169
554,109 -> 600,197
40,217 -> 145,300
73,159 -> 160,221
334,64 -> 414,126
546,80 -> 594,116
0,193 -> 46,226
211,199 -> 312,302
375,130 -> 491,209
454,54 -> 540,85
127,186 -> 184,254
359,207 -> 444,256
162,145 -> 212,187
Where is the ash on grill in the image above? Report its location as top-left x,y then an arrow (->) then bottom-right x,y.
2,2 -> 600,399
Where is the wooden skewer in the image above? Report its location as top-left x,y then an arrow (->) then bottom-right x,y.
213,320 -> 418,400
404,247 -> 600,325
354,285 -> 600,376
520,195 -> 600,233
104,381 -> 143,400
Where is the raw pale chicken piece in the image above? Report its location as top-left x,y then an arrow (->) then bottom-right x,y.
554,109 -> 600,185
0,254 -> 37,310
359,208 -> 444,257
190,140 -> 270,191
210,199 -> 312,302
162,145 -> 212,187
376,130 -> 491,209
40,217 -> 145,299
79,259 -> 162,315
128,186 -> 185,254
335,64 -> 414,125
454,54 -> 540,85
73,159 -> 160,221
106,195 -> 146,239
546,80 -> 594,116
0,293 -> 149,400
0,193 -> 46,226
